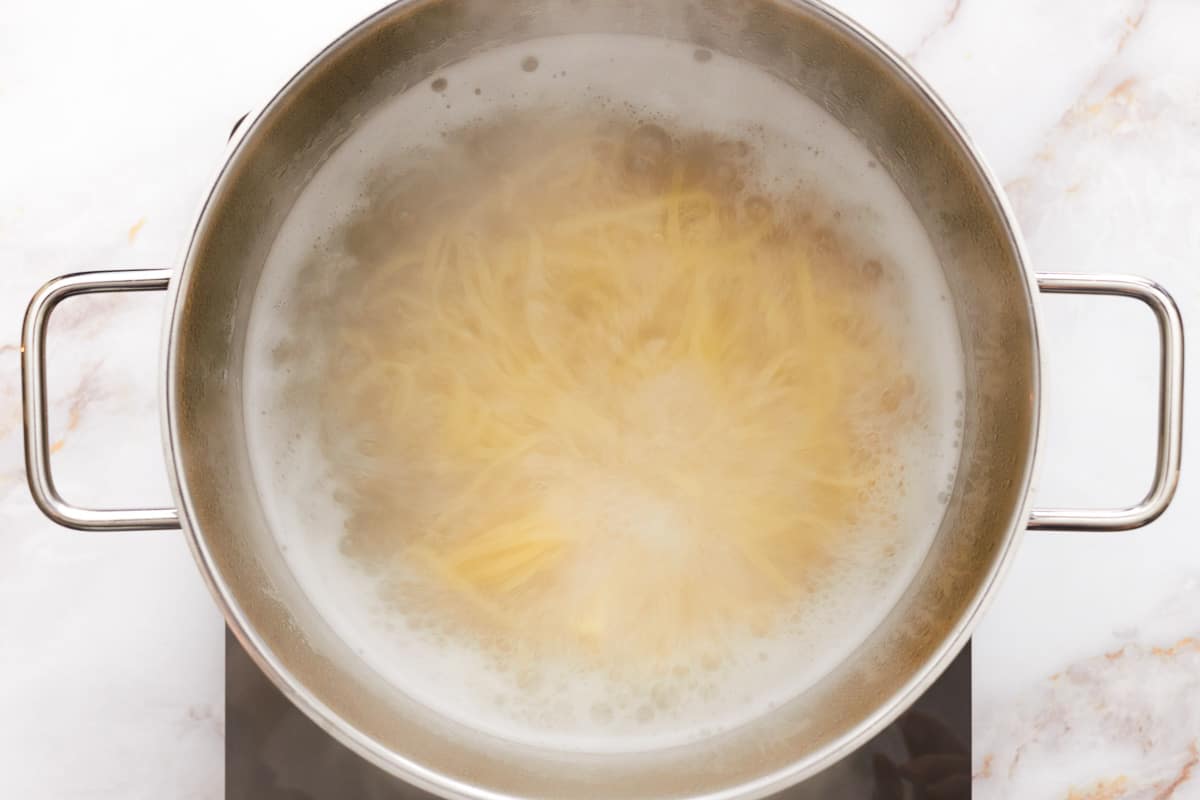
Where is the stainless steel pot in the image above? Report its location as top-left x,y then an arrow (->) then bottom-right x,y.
20,1 -> 1185,798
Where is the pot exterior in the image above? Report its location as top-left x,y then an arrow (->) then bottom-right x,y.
162,1 -> 1040,797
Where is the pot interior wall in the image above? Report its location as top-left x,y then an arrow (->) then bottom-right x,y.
167,1 -> 1037,796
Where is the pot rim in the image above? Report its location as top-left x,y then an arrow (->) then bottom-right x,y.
160,1 -> 1042,797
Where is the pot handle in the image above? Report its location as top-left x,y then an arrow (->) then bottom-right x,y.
21,269 -> 181,531
1029,273 -> 1184,532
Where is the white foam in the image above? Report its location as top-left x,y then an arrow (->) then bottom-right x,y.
243,34 -> 965,753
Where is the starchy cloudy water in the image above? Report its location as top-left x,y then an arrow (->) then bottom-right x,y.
243,34 -> 966,753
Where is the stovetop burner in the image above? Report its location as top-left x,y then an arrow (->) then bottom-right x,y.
226,631 -> 969,799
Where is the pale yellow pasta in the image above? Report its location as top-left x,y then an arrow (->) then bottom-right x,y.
321,122 -> 917,670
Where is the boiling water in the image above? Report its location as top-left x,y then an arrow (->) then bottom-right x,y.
244,34 -> 965,753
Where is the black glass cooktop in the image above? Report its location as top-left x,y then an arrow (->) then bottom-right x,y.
226,631 -> 969,799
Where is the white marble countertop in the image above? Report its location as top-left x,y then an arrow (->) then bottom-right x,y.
1,1 -> 1197,798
